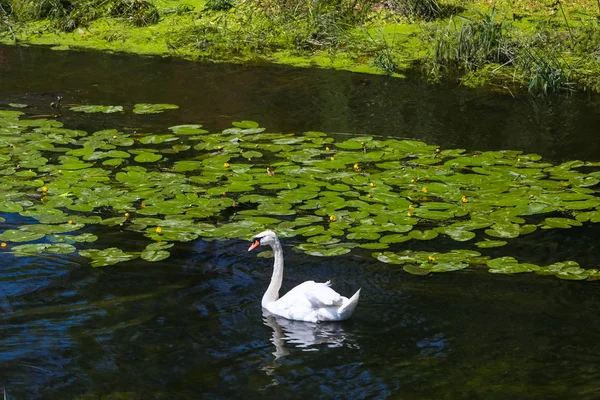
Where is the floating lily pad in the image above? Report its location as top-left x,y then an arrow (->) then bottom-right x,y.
70,105 -> 123,113
134,152 -> 163,163
0,229 -> 45,242
13,243 -> 76,256
475,240 -> 508,248
169,124 -> 208,135
133,103 -> 179,114
141,242 -> 172,262
79,247 -> 139,267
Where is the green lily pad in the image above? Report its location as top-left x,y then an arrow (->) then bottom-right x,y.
134,152 -> 163,163
541,217 -> 583,229
232,120 -> 259,129
139,134 -> 177,144
0,229 -> 45,242
12,243 -> 76,256
169,125 -> 208,135
79,247 -> 139,267
70,105 -> 123,113
475,240 -> 508,248
133,103 -> 179,114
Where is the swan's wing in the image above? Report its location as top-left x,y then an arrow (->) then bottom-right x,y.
303,281 -> 344,307
277,281 -> 343,308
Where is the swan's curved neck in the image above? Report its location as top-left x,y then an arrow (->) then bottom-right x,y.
262,238 -> 284,308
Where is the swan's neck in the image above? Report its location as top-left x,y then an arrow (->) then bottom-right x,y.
262,238 -> 284,308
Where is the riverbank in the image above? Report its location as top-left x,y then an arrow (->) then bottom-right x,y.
1,0 -> 599,95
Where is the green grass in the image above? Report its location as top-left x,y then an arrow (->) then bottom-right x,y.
1,0 -> 600,94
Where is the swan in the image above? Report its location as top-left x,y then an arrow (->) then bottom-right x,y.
248,230 -> 361,323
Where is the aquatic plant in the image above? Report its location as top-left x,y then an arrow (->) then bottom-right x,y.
373,48 -> 399,75
516,47 -> 573,96
1,105 -> 600,281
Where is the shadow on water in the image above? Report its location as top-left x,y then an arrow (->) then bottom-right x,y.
1,44 -> 600,398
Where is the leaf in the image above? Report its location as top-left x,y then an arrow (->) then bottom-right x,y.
139,134 -> 177,144
134,152 -> 163,163
133,103 -> 179,114
232,120 -> 259,129
141,248 -> 171,262
475,240 -> 507,248
13,243 -> 76,256
169,124 -> 208,135
70,105 -> 123,113
0,230 -> 45,242
79,248 -> 139,267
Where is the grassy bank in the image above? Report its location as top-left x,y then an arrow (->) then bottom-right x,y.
1,0 -> 600,96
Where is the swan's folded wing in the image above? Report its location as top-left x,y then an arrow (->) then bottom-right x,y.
304,282 -> 343,307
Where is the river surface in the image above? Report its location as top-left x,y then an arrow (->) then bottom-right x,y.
2,45 -> 600,399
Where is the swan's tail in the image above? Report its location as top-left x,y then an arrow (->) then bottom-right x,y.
338,288 -> 361,320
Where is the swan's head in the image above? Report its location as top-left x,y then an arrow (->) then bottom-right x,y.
248,230 -> 278,251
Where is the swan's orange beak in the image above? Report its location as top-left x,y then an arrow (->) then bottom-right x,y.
248,239 -> 260,251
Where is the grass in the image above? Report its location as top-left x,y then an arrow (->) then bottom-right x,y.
1,0 -> 600,95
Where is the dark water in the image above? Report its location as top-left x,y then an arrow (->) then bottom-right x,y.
2,45 -> 600,399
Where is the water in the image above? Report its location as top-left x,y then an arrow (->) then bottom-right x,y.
2,44 -> 600,399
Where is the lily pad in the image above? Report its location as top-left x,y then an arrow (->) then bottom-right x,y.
13,243 -> 76,256
70,105 -> 123,113
79,247 -> 139,267
133,103 -> 179,114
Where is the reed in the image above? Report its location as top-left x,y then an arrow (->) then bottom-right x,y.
516,47 -> 573,96
433,7 -> 509,70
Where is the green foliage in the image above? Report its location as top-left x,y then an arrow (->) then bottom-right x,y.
373,48 -> 399,75
168,0 -> 376,57
387,0 -> 442,21
516,47 -> 573,97
205,0 -> 234,12
6,0 -> 160,31
433,7 -> 510,70
109,0 -> 159,27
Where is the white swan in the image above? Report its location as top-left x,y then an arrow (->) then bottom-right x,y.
248,230 -> 361,323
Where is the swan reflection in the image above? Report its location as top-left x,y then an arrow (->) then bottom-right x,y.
262,310 -> 359,360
